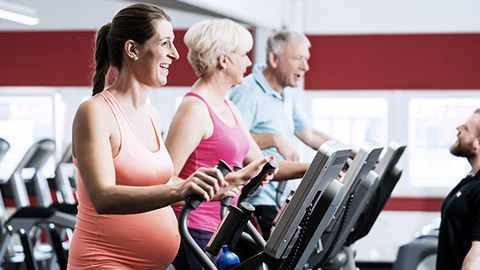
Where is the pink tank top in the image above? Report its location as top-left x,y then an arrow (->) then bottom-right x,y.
68,91 -> 180,269
172,92 -> 250,233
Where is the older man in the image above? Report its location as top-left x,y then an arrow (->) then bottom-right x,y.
230,29 -> 343,239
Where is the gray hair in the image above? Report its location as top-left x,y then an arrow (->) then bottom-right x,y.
265,29 -> 310,65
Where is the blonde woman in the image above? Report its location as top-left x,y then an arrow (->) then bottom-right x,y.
166,19 -> 308,270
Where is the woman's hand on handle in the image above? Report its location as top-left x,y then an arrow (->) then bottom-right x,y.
226,156 -> 277,187
180,167 -> 227,202
211,186 -> 241,201
262,167 -> 278,186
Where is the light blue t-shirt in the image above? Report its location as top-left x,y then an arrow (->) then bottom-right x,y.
230,64 -> 309,209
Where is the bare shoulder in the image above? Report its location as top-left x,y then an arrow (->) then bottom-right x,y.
72,95 -> 117,154
73,95 -> 114,128
174,95 -> 209,122
166,94 -> 211,142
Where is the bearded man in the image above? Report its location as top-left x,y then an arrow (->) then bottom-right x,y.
437,109 -> 480,270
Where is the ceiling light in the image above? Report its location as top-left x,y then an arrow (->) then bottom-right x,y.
0,1 -> 39,26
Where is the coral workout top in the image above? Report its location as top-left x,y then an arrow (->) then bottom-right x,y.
172,92 -> 250,233
68,91 -> 179,269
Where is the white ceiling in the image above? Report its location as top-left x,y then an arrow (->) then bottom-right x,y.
0,0 -> 282,31
0,0 -> 479,34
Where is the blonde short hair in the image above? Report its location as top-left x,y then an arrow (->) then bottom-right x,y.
184,18 -> 253,77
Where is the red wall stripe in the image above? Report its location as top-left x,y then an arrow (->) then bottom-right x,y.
1,31 -> 95,86
0,29 -> 257,88
166,30 -> 198,87
1,32 -> 479,89
305,33 -> 480,90
2,31 -> 478,89
383,197 -> 444,212
0,30 -> 197,87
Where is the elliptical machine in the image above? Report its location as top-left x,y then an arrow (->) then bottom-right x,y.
178,158 -> 278,269
178,139 -> 351,270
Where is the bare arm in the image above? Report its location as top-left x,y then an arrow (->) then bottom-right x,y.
462,241 -> 480,270
164,97 -> 207,181
294,126 -> 331,150
295,127 -> 356,158
230,102 -> 309,181
251,133 -> 300,161
245,130 -> 307,181
72,98 -> 223,215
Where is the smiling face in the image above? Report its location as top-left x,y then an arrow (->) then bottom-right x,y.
450,112 -> 480,158
135,19 -> 179,87
273,37 -> 310,88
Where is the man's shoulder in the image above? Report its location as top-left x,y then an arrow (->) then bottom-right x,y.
469,176 -> 480,192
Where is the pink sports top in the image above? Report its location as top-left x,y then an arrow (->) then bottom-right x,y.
172,92 -> 250,233
68,90 -> 179,269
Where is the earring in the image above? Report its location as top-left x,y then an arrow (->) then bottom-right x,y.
133,55 -> 138,61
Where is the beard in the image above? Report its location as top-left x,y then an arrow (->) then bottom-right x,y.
450,140 -> 474,158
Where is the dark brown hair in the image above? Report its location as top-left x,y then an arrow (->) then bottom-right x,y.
91,4 -> 171,96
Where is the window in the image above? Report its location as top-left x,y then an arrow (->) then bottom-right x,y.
408,98 -> 479,187
310,97 -> 388,150
0,95 -> 55,180
306,90 -> 480,195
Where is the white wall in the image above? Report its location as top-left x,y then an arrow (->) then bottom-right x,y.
304,0 -> 480,34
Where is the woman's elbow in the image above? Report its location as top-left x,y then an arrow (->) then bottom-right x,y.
90,195 -> 112,215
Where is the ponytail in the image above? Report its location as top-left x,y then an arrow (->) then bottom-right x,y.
90,4 -> 172,96
92,23 -> 111,96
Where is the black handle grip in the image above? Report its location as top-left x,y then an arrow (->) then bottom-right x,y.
220,197 -> 233,208
239,159 -> 278,204
185,160 -> 232,210
216,159 -> 233,177
184,195 -> 205,210
222,166 -> 241,202
219,165 -> 242,215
